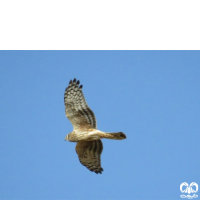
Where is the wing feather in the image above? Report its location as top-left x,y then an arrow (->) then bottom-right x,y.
64,78 -> 97,129
75,140 -> 103,174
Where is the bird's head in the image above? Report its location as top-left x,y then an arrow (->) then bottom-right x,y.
64,134 -> 69,141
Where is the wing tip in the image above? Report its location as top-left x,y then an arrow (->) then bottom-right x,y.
94,168 -> 104,174
68,78 -> 82,88
90,166 -> 104,174
82,163 -> 104,174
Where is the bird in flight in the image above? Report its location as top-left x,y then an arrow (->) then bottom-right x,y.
64,78 -> 126,174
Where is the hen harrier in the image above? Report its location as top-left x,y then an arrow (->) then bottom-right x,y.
64,78 -> 126,174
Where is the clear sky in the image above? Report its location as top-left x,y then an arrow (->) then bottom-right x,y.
0,51 -> 200,200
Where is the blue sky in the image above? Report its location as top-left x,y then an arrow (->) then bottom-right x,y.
0,51 -> 200,200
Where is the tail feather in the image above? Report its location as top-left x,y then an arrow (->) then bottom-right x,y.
100,132 -> 126,140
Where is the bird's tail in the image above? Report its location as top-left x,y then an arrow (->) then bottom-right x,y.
99,132 -> 126,140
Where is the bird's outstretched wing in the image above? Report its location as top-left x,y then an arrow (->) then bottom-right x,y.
75,140 -> 103,174
64,78 -> 97,129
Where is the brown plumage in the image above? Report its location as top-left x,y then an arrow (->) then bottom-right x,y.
64,78 -> 126,174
